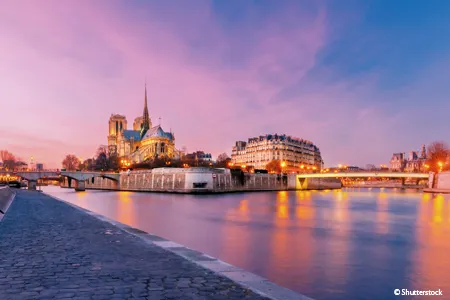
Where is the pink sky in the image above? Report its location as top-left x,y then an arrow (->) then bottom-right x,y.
1,1 -> 449,168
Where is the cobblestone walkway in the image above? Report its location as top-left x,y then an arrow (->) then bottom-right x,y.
0,190 -> 270,300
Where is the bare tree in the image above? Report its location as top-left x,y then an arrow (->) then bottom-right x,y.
365,164 -> 376,171
62,154 -> 80,171
214,153 -> 231,168
0,150 -> 15,162
0,150 -> 17,170
426,141 -> 450,172
216,153 -> 229,163
266,160 -> 282,173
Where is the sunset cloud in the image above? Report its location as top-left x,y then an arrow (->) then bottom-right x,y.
1,1 -> 450,168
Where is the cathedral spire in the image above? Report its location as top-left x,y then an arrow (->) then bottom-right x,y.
140,82 -> 150,139
143,83 -> 150,129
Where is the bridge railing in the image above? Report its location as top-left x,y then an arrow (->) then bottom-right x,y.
0,169 -> 61,173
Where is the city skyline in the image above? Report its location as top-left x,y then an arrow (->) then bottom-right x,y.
1,1 -> 450,168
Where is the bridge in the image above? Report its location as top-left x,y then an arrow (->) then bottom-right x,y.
296,172 -> 429,190
0,170 -> 119,191
61,171 -> 120,191
297,172 -> 429,179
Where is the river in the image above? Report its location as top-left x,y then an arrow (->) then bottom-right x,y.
42,186 -> 450,300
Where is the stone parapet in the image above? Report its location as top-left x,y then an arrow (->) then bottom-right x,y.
61,168 -> 342,193
0,186 -> 15,218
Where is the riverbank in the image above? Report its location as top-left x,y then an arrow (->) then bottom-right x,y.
344,184 -> 426,189
0,189 -> 312,300
0,186 -> 15,219
423,188 -> 450,194
61,168 -> 342,193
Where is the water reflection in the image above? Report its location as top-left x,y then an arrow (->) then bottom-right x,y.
413,193 -> 450,293
117,192 -> 136,225
43,186 -> 450,300
376,191 -> 389,234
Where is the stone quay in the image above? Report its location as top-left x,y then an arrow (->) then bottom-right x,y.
60,167 -> 342,193
0,187 -> 313,300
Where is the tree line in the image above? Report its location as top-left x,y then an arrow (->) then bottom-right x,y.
6,140 -> 448,173
61,147 -> 232,171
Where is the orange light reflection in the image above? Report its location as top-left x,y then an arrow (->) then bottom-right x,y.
117,191 -> 136,225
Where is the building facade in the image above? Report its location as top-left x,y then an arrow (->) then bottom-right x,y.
107,85 -> 177,164
184,151 -> 213,162
231,134 -> 324,172
389,145 -> 427,172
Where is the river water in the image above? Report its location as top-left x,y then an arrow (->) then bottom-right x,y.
42,186 -> 450,300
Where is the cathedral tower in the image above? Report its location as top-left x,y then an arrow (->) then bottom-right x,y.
107,114 -> 127,146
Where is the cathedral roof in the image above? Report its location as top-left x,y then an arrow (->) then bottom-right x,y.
123,130 -> 141,141
142,125 -> 174,141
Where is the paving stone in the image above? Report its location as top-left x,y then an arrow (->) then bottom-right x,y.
0,190 -> 273,300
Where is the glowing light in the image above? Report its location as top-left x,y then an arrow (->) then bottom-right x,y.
281,162 -> 286,168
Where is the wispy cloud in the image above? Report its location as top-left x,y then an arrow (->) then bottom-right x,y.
0,1 -> 449,167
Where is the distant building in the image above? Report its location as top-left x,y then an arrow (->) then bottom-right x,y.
231,134 -> 323,172
390,145 -> 426,172
184,151 -> 213,162
347,166 -> 363,171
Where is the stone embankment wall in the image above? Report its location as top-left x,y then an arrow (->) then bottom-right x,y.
296,177 -> 342,190
0,186 -> 15,217
434,171 -> 450,189
61,168 -> 342,193
344,182 -> 426,188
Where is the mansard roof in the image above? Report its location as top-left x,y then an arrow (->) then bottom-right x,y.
142,125 -> 174,141
246,133 -> 319,150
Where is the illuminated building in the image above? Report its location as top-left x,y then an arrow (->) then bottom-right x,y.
231,134 -> 324,172
184,151 -> 213,162
107,85 -> 177,163
389,145 -> 426,172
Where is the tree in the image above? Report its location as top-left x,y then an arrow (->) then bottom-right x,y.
425,141 -> 450,173
0,150 -> 16,169
216,153 -> 229,163
107,146 -> 119,170
80,158 -> 95,171
62,154 -> 79,171
95,151 -> 109,171
15,160 -> 27,170
365,164 -> 376,171
266,160 -> 282,173
215,153 -> 231,168
0,150 -> 15,162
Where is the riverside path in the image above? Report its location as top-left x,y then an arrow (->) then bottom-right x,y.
0,190 -> 310,300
